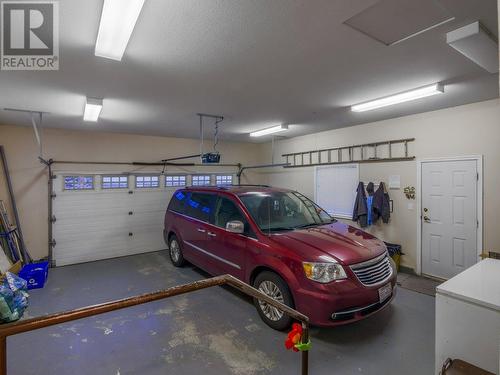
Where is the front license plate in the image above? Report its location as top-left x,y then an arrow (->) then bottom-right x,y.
378,283 -> 392,303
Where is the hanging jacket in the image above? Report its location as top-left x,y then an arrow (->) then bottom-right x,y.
366,195 -> 374,225
352,182 -> 368,228
366,182 -> 375,226
373,182 -> 390,224
366,182 -> 375,196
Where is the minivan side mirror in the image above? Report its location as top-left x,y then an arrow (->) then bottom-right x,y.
226,220 -> 245,234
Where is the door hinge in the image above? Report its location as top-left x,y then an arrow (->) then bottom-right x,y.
49,239 -> 56,247
477,220 -> 479,228
50,215 -> 56,223
51,192 -> 56,199
477,172 -> 479,181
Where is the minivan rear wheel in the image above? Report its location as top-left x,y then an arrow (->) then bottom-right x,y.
168,235 -> 186,267
253,271 -> 293,330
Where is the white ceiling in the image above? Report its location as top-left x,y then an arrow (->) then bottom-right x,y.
0,0 -> 498,142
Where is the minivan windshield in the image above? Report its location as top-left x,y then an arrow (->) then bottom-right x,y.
239,191 -> 335,232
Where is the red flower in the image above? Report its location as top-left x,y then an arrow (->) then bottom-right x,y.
284,323 -> 303,351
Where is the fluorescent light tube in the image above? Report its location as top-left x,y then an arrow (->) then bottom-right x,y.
250,124 -> 289,137
351,83 -> 444,112
84,97 -> 103,122
95,0 -> 145,61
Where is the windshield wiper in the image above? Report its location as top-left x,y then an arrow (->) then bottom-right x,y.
265,223 -> 318,232
263,226 -> 297,232
296,219 -> 336,228
295,223 -> 319,229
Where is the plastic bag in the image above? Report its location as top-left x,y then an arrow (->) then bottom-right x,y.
6,272 -> 27,292
0,272 -> 29,323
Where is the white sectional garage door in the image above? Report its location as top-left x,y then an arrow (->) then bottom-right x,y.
52,174 -> 173,266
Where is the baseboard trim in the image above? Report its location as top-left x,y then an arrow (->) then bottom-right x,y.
399,265 -> 416,275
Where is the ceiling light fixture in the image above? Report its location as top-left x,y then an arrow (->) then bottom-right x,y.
83,97 -> 103,122
351,83 -> 444,112
446,22 -> 499,74
249,124 -> 288,137
95,0 -> 145,61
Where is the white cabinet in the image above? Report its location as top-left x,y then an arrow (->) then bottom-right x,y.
435,259 -> 500,374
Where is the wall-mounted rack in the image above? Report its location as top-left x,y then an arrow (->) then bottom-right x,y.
282,138 -> 415,168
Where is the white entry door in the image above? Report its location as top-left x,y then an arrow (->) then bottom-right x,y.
421,159 -> 478,279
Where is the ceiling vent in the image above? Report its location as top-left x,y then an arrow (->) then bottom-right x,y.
344,0 -> 454,46
446,22 -> 499,74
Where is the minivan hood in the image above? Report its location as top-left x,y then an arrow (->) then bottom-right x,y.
270,221 -> 386,265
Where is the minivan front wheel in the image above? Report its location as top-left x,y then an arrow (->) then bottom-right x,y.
168,235 -> 186,267
253,271 -> 293,330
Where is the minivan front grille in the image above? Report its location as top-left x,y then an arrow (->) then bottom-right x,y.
350,253 -> 392,286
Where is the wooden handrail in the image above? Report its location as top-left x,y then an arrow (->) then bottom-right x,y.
0,274 -> 309,375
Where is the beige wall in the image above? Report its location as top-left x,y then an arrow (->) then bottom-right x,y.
260,98 -> 500,271
0,125 -> 264,260
2,99 -> 500,269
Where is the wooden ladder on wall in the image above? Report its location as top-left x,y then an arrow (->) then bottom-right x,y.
282,138 -> 416,168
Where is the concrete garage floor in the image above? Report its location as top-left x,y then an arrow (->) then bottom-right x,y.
9,252 -> 435,375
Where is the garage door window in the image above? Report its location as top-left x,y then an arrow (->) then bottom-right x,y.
102,175 -> 128,189
136,175 -> 159,188
186,193 -> 214,222
192,175 -> 211,186
166,175 -> 187,187
64,176 -> 94,190
216,175 -> 233,186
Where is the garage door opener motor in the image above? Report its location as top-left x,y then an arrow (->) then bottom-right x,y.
197,113 -> 224,164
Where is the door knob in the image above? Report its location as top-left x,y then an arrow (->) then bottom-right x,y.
423,216 -> 430,222
197,228 -> 206,233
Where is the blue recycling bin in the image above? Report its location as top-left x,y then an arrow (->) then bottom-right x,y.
19,262 -> 49,290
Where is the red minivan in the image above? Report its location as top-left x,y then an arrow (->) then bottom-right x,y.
164,185 -> 397,330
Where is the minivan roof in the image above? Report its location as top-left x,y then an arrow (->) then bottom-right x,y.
183,185 -> 293,195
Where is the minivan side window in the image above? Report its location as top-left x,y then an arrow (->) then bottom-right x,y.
185,193 -> 214,222
168,190 -> 187,214
214,197 -> 246,229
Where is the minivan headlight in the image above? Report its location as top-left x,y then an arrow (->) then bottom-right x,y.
302,262 -> 347,283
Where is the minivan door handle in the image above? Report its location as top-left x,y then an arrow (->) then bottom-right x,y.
197,228 -> 206,233
207,232 -> 216,237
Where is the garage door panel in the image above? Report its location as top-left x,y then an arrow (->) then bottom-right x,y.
54,225 -> 129,242
131,207 -> 168,215
54,240 -> 130,264
130,212 -> 165,226
54,236 -> 129,256
54,215 -> 131,232
54,196 -> 132,213
55,244 -> 157,267
54,206 -> 132,219
130,190 -> 170,200
54,202 -> 132,215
